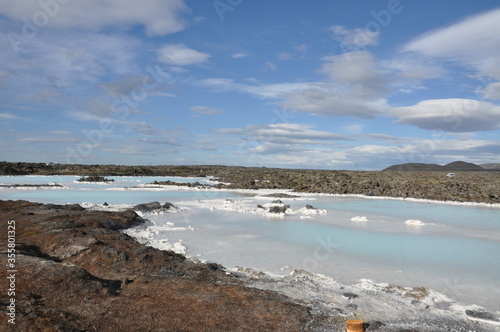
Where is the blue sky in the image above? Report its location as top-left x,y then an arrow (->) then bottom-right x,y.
1,0 -> 499,170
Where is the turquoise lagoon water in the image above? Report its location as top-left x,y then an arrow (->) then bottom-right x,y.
1,175 -> 499,312
0,175 -> 225,204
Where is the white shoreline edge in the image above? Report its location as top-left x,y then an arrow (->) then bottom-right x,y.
115,184 -> 500,208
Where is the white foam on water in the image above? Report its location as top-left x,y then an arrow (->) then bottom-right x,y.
351,216 -> 368,222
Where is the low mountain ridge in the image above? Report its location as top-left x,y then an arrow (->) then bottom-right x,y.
383,161 -> 487,172
480,163 -> 500,171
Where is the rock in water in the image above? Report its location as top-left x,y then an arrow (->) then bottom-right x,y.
133,201 -> 162,213
269,205 -> 287,214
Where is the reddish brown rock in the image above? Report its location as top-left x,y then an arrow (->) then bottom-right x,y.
0,200 -> 315,332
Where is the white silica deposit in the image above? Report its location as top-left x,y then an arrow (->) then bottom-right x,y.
351,216 -> 368,222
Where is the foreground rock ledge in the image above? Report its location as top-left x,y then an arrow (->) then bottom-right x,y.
0,200 -> 313,332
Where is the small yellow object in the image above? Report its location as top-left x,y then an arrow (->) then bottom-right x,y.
346,319 -> 365,332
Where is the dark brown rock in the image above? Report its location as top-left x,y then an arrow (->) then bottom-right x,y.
0,200 -> 314,332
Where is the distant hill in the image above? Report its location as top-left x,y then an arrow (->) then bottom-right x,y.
383,161 -> 486,172
480,163 -> 500,171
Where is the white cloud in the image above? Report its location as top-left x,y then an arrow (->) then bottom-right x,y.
216,123 -> 352,144
319,51 -> 388,98
294,44 -> 309,53
480,82 -> 500,100
195,78 -> 314,98
243,83 -> 313,98
392,99 -> 500,132
101,75 -> 151,97
18,136 -> 78,143
189,106 -> 224,115
157,44 -> 210,66
231,53 -> 248,59
282,86 -> 388,119
331,25 -> 379,48
278,52 -> 292,61
198,52 -> 389,119
0,0 -> 188,36
361,134 -> 414,144
0,112 -> 21,120
382,56 -> 444,87
402,8 -> 500,79
264,62 -> 277,71
131,122 -> 160,135
215,123 -> 356,166
249,143 -> 306,155
100,74 -> 172,98
0,30 -> 140,97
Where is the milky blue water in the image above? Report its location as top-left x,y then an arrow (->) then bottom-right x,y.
0,175 -> 225,203
1,175 -> 499,312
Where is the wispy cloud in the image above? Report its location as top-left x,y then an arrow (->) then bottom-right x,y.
190,106 -> 225,115
330,25 -> 379,48
263,62 -> 277,71
0,0 -> 189,36
216,123 -> 353,144
282,85 -> 388,119
195,78 -> 315,98
231,53 -> 248,59
319,51 -> 388,98
402,8 -> 500,79
0,112 -> 21,120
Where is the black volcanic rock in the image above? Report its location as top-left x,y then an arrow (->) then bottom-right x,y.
133,201 -> 162,213
77,175 -> 114,182
269,205 -> 287,214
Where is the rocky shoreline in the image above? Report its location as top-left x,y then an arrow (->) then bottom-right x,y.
1,200 -> 497,331
1,162 -> 499,204
0,200 -> 314,331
